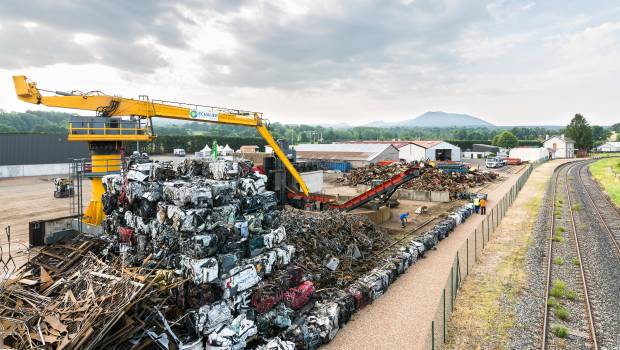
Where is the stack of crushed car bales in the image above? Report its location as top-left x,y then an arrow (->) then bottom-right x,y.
0,155 -> 478,349
338,162 -> 498,195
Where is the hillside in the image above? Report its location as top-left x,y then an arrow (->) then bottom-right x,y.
366,111 -> 496,128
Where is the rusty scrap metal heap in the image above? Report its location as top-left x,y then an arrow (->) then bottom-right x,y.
275,209 -> 386,289
338,162 -> 498,195
1,157 -> 481,350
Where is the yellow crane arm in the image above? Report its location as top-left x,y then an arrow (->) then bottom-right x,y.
13,75 -> 309,195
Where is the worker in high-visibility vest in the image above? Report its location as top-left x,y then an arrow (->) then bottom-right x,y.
473,197 -> 480,214
480,198 -> 487,215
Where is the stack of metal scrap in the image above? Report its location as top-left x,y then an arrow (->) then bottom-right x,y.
0,155 -> 480,350
338,162 -> 498,197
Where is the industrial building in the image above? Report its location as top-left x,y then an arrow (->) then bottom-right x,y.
0,134 -> 89,177
543,135 -> 575,159
596,141 -> 620,152
337,140 -> 462,162
509,147 -> 549,163
463,144 -> 506,159
405,141 -> 462,162
294,143 -> 399,167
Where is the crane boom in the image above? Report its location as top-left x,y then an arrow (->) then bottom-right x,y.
13,75 -> 309,195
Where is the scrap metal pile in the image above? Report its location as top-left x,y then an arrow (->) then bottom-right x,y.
338,162 -> 498,195
0,157 -> 480,350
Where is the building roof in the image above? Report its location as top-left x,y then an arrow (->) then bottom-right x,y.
336,140 -> 410,149
337,140 -> 452,149
410,140 -> 442,149
544,135 -> 575,144
294,143 -> 397,161
597,141 -> 620,148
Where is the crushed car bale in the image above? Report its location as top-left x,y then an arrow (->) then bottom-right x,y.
0,156 -> 479,350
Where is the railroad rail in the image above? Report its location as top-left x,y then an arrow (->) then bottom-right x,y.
541,160 -> 598,349
575,159 -> 620,257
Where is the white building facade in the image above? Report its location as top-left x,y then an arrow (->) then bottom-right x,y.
543,135 -> 575,159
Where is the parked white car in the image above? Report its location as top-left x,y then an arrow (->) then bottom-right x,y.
173,148 -> 186,157
485,157 -> 505,168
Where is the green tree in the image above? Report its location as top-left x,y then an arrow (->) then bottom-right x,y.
0,123 -> 17,132
491,134 -> 501,146
591,125 -> 611,143
565,114 -> 593,150
495,131 -> 518,148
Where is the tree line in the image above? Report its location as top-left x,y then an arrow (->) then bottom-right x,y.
1,110 -> 617,148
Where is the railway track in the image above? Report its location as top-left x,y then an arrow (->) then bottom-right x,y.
541,161 -> 598,349
576,159 -> 620,257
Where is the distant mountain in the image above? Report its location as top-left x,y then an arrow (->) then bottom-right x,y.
318,122 -> 352,129
365,111 -> 496,128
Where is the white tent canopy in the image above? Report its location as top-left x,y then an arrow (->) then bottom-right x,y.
200,144 -> 211,152
222,144 -> 234,154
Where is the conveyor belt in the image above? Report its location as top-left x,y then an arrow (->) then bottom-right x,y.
330,166 -> 421,211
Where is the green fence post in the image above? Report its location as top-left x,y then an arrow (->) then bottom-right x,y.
443,289 -> 446,344
432,320 -> 435,350
475,228 -> 477,259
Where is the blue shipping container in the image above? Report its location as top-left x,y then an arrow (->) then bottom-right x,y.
327,161 -> 351,172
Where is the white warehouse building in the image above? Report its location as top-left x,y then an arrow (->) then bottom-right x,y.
403,141 -> 462,162
509,147 -> 549,163
596,142 -> 620,153
337,140 -> 461,162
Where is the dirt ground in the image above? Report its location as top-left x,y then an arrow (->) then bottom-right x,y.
445,160 -> 568,349
0,176 -> 93,271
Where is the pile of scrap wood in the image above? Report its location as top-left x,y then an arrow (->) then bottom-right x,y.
338,162 -> 498,195
0,239 -> 147,350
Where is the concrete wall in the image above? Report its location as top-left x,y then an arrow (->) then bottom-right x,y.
0,163 -> 71,178
300,170 -> 324,193
397,144 -> 430,162
356,185 -> 450,203
350,160 -> 371,168
370,146 -> 400,164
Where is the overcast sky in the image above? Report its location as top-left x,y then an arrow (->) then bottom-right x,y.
0,0 -> 618,126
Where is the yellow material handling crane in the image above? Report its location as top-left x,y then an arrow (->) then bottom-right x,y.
13,75 -> 310,226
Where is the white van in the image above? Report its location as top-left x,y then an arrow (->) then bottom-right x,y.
173,148 -> 186,157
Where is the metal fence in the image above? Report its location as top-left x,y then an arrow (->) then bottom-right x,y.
427,164 -> 535,349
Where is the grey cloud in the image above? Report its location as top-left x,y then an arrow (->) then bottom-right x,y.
0,0 -> 195,71
200,0 -> 492,88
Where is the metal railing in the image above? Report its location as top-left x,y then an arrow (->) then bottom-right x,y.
67,120 -> 152,137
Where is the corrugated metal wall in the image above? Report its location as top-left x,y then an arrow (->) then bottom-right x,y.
0,134 -> 89,165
